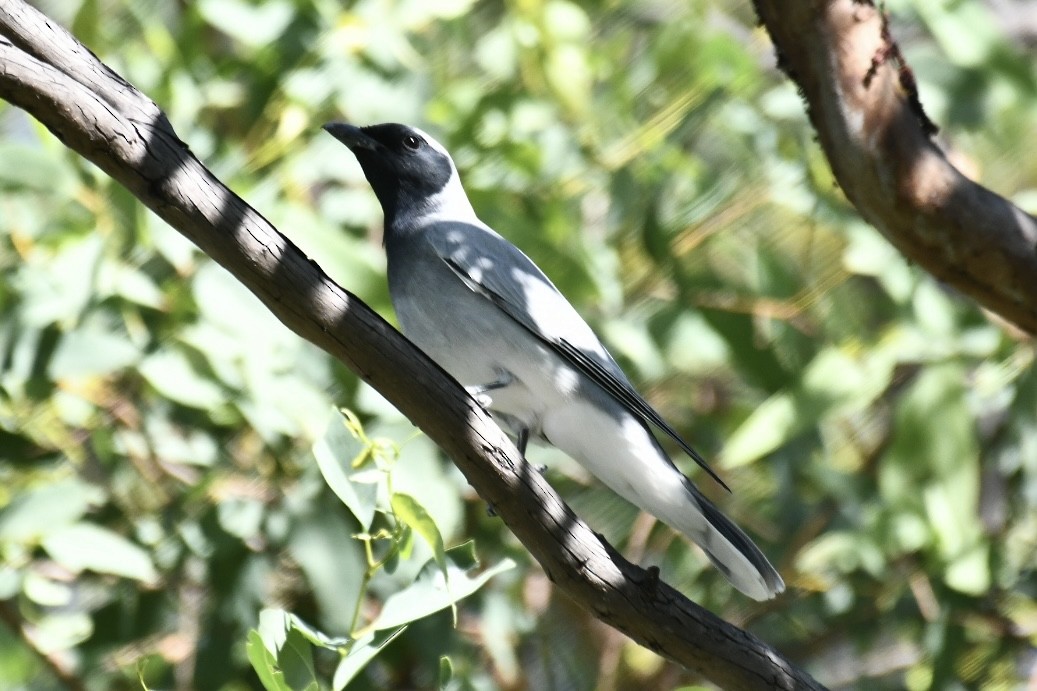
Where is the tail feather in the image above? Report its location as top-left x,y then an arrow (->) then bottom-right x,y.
538,404 -> 782,600
680,480 -> 785,601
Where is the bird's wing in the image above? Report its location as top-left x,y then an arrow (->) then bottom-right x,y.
427,222 -> 728,490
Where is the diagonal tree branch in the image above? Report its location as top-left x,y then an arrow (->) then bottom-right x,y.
0,1 -> 821,688
754,0 -> 1037,334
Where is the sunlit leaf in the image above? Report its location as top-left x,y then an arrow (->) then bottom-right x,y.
313,411 -> 378,530
332,628 -> 407,690
41,524 -> 158,583
371,546 -> 514,631
391,492 -> 446,575
196,0 -> 294,46
139,349 -> 226,409
0,479 -> 105,543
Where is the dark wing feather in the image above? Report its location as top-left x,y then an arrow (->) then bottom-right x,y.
551,338 -> 729,491
440,247 -> 729,492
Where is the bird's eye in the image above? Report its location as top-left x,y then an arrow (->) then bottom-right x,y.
402,135 -> 422,150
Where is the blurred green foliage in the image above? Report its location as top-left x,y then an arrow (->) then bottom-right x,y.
1,0 -> 1036,688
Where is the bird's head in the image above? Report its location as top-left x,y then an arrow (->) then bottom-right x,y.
323,122 -> 474,234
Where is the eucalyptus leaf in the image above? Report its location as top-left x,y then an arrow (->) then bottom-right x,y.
313,412 -> 377,530
372,547 -> 514,631
391,492 -> 446,575
41,523 -> 158,583
247,630 -> 292,691
332,627 -> 407,690
0,479 -> 105,543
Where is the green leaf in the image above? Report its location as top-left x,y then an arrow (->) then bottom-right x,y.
0,142 -> 77,195
723,347 -> 894,467
278,628 -> 320,691
196,0 -> 294,46
98,260 -> 165,309
384,430 -> 464,540
391,492 -> 446,575
49,324 -> 141,379
23,571 -> 73,607
285,614 -> 351,651
246,630 -> 292,691
439,655 -> 453,689
41,523 -> 158,583
28,612 -> 93,654
446,540 -> 479,570
288,511 -> 365,634
139,349 -> 226,409
944,543 -> 990,596
333,627 -> 407,690
15,235 -> 103,327
257,609 -> 291,654
253,610 -> 321,691
721,392 -> 796,468
0,478 -> 105,543
313,412 -> 378,530
371,546 -> 514,631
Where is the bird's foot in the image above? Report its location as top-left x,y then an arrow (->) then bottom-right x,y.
467,370 -> 514,410
470,391 -> 493,408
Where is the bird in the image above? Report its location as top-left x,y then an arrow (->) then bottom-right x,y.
323,121 -> 785,601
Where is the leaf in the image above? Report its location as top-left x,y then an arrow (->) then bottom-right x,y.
371,546 -> 514,631
15,234 -> 103,327
27,612 -> 93,654
139,349 -> 226,409
217,499 -> 264,539
288,511 -> 366,633
253,610 -> 321,691
944,543 -> 991,596
23,571 -> 73,607
285,614 -> 351,651
277,627 -> 320,691
196,0 -> 294,47
246,630 -> 292,691
332,627 -> 407,690
391,492 -> 446,576
98,260 -> 165,309
0,478 -> 105,543
0,142 -> 77,195
313,412 -> 377,530
41,523 -> 158,583
723,346 -> 894,467
257,609 -> 291,654
439,656 -> 453,689
384,430 -> 465,540
49,324 -> 141,379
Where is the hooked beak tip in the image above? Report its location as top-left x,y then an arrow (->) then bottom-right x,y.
323,122 -> 376,151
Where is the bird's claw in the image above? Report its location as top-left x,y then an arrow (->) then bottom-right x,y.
469,391 -> 493,409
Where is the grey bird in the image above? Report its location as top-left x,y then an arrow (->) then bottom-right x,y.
324,121 -> 785,600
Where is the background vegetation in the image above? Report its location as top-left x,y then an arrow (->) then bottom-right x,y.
1,0 -> 1036,688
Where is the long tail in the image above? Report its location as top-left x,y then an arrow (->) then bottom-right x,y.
676,479 -> 785,600
539,403 -> 783,600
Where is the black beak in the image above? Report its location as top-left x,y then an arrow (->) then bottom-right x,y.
322,122 -> 380,151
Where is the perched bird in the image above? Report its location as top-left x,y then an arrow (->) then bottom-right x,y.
324,121 -> 784,600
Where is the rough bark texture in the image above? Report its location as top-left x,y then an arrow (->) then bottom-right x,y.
0,1 -> 822,688
754,0 -> 1037,334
